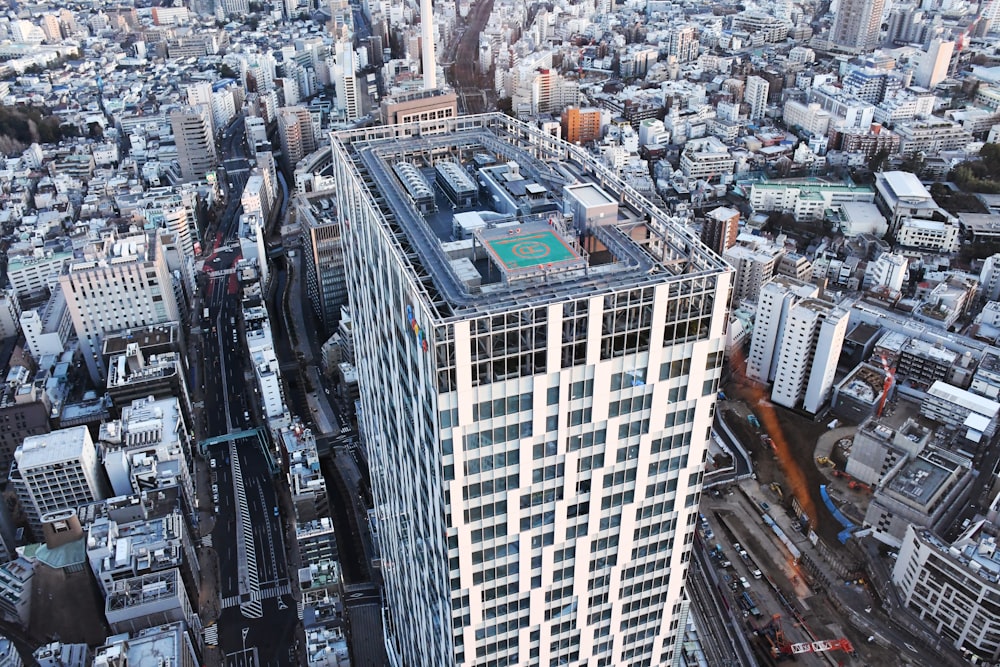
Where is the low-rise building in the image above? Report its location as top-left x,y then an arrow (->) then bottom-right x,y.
846,416 -> 930,485
750,180 -> 875,221
971,349 -> 1000,401
279,424 -> 329,523
93,621 -> 198,667
921,381 -> 1000,444
895,217 -> 960,253
864,447 -> 975,548
830,363 -> 892,424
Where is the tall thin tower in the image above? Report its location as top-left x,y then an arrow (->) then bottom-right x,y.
421,0 -> 436,89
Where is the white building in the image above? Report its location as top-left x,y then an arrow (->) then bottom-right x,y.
914,39 -> 955,89
746,276 -> 819,384
895,217 -> 960,253
981,253 -> 1000,302
9,426 -> 105,536
865,253 -> 908,292
771,299 -> 849,413
332,114 -> 733,667
893,522 -> 1000,664
782,100 -> 831,137
59,231 -> 180,383
750,181 -> 875,221
723,239 -> 785,304
93,621 -> 198,667
744,76 -> 769,122
679,135 -> 735,181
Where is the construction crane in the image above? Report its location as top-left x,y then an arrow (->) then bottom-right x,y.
877,353 -> 894,418
758,614 -> 855,659
848,480 -> 872,493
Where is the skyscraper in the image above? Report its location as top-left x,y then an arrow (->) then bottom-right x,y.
831,0 -> 885,52
170,106 -> 217,182
277,106 -> 317,171
420,0 -> 437,89
332,114 -> 732,666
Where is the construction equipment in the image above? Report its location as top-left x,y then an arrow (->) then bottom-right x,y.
815,456 -> 835,467
769,482 -> 784,501
877,354 -> 895,417
831,469 -> 850,479
848,480 -> 872,493
757,614 -> 855,659
747,414 -> 761,428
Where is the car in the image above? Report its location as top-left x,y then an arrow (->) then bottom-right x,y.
760,501 -> 770,512
273,506 -> 279,517
740,577 -> 750,589
210,459 -> 217,469
733,542 -> 742,551
752,569 -> 762,579
211,484 -> 218,495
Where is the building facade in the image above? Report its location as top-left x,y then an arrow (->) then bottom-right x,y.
59,232 -> 180,383
770,299 -> 849,413
9,426 -> 106,537
332,114 -> 732,667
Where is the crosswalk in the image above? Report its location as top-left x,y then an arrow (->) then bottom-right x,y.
203,625 -> 219,645
221,583 -> 293,609
202,534 -> 213,548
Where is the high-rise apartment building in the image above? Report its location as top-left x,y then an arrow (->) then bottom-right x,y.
746,276 -> 819,384
770,299 -> 849,413
914,39 -> 955,89
277,106 -> 318,171
333,35 -> 362,121
170,106 -> 217,182
59,231 -> 180,383
701,206 -> 740,255
9,426 -> 106,537
744,76 -> 770,122
831,0 -> 885,52
331,114 -> 732,667
561,107 -> 603,145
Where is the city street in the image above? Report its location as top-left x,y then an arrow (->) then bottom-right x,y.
198,113 -> 298,667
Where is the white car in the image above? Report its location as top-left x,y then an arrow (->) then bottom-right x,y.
740,577 -> 750,589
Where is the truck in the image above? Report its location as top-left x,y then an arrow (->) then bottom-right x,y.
747,414 -> 761,428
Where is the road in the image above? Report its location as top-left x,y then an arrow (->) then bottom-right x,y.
200,114 -> 298,667
450,0 -> 496,113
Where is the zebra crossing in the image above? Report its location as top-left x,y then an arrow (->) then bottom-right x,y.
203,625 -> 219,646
221,583 -> 293,609
202,534 -> 213,548
230,441 -> 263,619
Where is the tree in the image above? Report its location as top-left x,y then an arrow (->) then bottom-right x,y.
870,149 -> 890,173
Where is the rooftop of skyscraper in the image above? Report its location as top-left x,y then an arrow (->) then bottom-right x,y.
332,113 -> 729,321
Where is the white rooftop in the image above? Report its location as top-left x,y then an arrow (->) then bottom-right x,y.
16,426 -> 91,468
928,381 -> 1000,418
881,171 -> 932,201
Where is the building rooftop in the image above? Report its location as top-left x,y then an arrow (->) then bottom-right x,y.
16,425 -> 89,468
477,223 -> 586,278
877,170 -> 934,203
928,381 -> 1000,418
903,338 -> 958,365
332,114 -> 729,322
885,450 -> 964,508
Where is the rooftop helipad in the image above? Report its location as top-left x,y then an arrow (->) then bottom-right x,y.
476,223 -> 586,280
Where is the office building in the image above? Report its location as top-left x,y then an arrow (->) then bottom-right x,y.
298,193 -> 347,333
744,76 -> 769,122
420,0 -> 436,89
93,622 -> 198,667
865,447 -> 974,548
770,299 -> 849,413
59,231 -> 180,383
0,368 -> 52,483
170,106 -> 217,182
9,426 -> 106,537
830,0 -> 884,52
331,114 -> 732,667
746,276 -> 819,384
